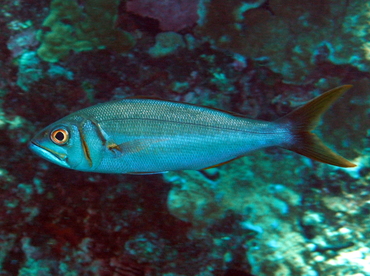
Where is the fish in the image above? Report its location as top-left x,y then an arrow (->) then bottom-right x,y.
29,85 -> 356,174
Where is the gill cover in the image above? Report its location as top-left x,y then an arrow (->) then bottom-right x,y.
29,116 -> 105,171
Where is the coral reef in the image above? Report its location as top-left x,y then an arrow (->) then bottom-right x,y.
164,150 -> 370,275
36,0 -> 135,62
197,0 -> 370,82
0,0 -> 369,275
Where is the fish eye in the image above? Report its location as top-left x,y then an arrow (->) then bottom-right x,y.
50,128 -> 69,145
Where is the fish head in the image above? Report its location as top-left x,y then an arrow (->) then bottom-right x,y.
29,117 -> 89,170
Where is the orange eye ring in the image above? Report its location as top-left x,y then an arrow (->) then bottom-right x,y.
50,128 -> 69,145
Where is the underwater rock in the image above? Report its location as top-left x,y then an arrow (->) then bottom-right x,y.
16,51 -> 42,91
149,31 -> 186,58
126,0 -> 200,31
6,28 -> 38,59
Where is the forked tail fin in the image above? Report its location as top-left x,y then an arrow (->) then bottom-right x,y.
276,85 -> 356,168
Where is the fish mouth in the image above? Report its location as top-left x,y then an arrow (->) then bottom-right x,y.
29,141 -> 67,162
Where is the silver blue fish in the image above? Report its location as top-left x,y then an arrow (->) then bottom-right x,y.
29,85 -> 356,174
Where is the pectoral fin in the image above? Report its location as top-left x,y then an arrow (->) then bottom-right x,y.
108,138 -> 168,158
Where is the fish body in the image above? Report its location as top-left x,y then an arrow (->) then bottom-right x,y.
29,86 -> 356,174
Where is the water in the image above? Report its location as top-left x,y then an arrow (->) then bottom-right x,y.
0,0 -> 369,275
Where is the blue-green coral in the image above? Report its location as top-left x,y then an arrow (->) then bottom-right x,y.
36,0 -> 135,62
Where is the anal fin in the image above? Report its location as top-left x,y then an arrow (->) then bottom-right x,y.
201,156 -> 242,170
127,171 -> 168,175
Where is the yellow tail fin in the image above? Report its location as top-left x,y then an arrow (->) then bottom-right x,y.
277,85 -> 356,168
